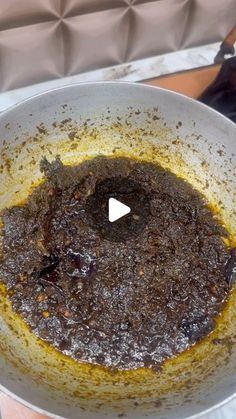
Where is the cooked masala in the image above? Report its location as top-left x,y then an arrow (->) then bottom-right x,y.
0,156 -> 235,370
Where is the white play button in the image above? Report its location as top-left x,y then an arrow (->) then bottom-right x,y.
108,198 -> 131,223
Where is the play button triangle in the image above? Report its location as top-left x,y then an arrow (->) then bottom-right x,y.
108,198 -> 131,223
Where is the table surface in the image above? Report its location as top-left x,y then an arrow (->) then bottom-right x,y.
1,64 -> 236,419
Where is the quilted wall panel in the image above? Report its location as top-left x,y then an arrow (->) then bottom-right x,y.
0,0 -> 235,91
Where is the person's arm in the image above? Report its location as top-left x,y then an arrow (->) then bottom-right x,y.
0,393 -> 49,419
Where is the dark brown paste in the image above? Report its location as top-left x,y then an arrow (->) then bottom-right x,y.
0,156 -> 234,370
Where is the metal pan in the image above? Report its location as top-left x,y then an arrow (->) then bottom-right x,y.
0,82 -> 236,419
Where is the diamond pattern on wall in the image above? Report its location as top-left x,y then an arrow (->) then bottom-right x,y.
0,0 -> 235,91
63,7 -> 130,74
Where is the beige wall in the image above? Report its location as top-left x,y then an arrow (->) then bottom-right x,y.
0,0 -> 235,91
